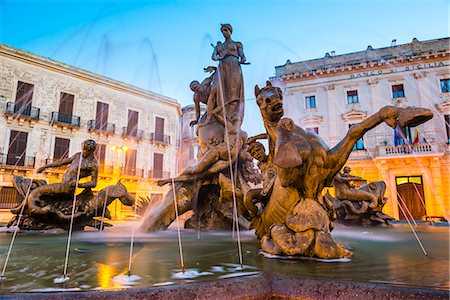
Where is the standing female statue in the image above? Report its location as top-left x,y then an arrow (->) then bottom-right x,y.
210,23 -> 246,131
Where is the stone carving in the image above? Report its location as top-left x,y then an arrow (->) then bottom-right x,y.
248,81 -> 432,259
139,24 -> 258,232
7,139 -> 135,231
325,166 -> 394,226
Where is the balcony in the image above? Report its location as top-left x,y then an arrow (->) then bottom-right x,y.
149,133 -> 171,145
0,153 -> 35,168
148,169 -> 170,179
120,167 -> 144,177
88,120 -> 115,135
377,143 -> 441,157
50,112 -> 80,128
4,102 -> 40,120
122,127 -> 144,141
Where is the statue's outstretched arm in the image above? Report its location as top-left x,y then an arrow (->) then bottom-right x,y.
37,154 -> 76,173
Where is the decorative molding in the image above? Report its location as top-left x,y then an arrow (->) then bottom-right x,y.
300,115 -> 323,127
341,109 -> 367,122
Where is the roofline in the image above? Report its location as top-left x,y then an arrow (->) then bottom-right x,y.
0,43 -> 182,115
275,37 -> 450,69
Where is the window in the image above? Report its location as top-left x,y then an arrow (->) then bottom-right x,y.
305,96 -> 316,109
95,102 -> 109,130
155,117 -> 165,142
59,92 -> 74,116
54,137 -> 70,160
125,149 -> 137,175
153,153 -> 164,178
7,130 -> 28,166
127,110 -> 139,136
392,84 -> 405,98
349,124 -> 364,150
346,90 -> 359,104
445,115 -> 450,144
95,144 -> 106,166
306,127 -> 319,134
15,81 -> 34,115
440,79 -> 450,93
394,124 -> 412,146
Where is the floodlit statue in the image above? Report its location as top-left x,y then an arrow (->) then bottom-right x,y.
325,166 -> 394,226
140,24 -> 258,232
8,139 -> 135,231
248,81 -> 432,259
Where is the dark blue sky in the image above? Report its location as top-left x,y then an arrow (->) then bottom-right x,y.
1,0 -> 448,135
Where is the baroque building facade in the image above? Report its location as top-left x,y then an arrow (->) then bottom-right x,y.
0,43 -> 181,221
271,37 -> 449,220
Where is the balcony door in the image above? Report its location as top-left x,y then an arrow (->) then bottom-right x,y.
396,176 -> 426,220
15,81 -> 34,115
127,110 -> 138,136
153,153 -> 163,178
54,137 -> 70,160
7,130 -> 28,166
155,117 -> 165,142
125,149 -> 137,175
95,102 -> 109,130
58,92 -> 74,123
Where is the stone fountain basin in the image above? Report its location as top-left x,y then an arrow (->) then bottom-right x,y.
0,224 -> 448,299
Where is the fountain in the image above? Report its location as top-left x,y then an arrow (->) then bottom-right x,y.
0,24 -> 448,299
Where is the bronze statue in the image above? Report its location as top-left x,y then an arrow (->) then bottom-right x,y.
326,166 -> 394,226
140,24 -> 258,232
7,139 -> 135,231
189,66 -> 217,127
248,81 -> 432,259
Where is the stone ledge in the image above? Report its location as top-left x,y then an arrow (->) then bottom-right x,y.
1,273 -> 448,300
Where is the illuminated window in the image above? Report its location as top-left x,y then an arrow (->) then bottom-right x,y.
349,124 -> 364,150
305,96 -> 316,109
441,79 -> 450,93
346,90 -> 359,104
392,84 -> 405,98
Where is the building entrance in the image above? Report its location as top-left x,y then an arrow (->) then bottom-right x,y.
395,176 -> 426,220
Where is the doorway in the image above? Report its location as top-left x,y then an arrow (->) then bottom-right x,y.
395,176 -> 426,220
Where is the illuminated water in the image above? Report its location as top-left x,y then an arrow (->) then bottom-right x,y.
0,224 -> 448,294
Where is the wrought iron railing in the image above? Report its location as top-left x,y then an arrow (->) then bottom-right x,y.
122,127 -> 144,139
0,153 -> 35,168
50,112 -> 81,127
120,167 -> 144,177
5,102 -> 40,119
149,133 -> 171,145
148,169 -> 170,179
87,120 -> 115,134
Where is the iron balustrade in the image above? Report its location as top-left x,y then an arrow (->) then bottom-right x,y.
87,120 -> 116,134
50,112 -> 81,127
122,127 -> 144,139
0,153 -> 35,168
148,169 -> 170,179
150,133 -> 171,145
5,102 -> 40,119
120,167 -> 144,177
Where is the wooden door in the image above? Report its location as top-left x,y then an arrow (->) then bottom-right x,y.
127,110 -> 138,136
15,81 -> 34,115
7,130 -> 28,166
153,153 -> 163,178
95,102 -> 109,130
155,117 -> 165,142
54,137 -> 70,160
396,176 -> 426,220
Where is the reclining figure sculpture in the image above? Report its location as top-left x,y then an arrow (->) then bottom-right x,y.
8,140 -> 135,231
325,166 -> 395,226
